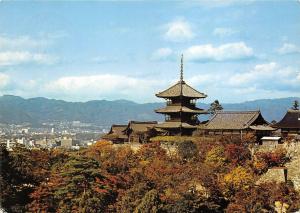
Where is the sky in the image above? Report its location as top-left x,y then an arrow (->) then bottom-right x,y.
0,0 -> 300,104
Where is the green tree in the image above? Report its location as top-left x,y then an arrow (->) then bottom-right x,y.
161,192 -> 224,213
0,145 -> 51,212
292,100 -> 299,110
117,183 -> 153,213
53,156 -> 115,212
208,100 -> 223,115
134,189 -> 161,213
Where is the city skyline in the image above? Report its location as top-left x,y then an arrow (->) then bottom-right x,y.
0,1 -> 300,103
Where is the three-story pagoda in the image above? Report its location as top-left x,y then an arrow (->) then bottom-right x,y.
155,55 -> 207,135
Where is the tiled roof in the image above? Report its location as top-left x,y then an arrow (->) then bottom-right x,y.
156,81 -> 207,99
274,109 -> 300,129
125,121 -> 158,133
102,124 -> 128,140
249,125 -> 276,131
110,125 -> 127,134
155,105 -> 207,114
204,111 -> 268,130
156,121 -> 197,129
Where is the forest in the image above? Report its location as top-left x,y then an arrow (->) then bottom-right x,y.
1,136 -> 300,213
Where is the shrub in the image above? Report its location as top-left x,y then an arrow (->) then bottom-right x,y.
256,148 -> 289,168
177,140 -> 198,161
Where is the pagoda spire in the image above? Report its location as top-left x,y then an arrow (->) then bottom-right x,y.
180,54 -> 184,82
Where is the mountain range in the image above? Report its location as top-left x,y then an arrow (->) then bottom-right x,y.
0,95 -> 299,126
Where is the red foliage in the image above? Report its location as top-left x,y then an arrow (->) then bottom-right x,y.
224,143 -> 251,166
256,148 -> 288,167
136,141 -> 167,161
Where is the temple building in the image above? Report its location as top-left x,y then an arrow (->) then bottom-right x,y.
155,55 -> 207,136
123,121 -> 158,143
102,124 -> 128,143
202,110 -> 275,140
273,109 -> 300,137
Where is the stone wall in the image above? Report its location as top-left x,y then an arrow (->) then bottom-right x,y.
255,142 -> 300,191
257,167 -> 287,185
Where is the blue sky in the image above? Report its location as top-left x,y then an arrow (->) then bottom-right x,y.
0,0 -> 299,103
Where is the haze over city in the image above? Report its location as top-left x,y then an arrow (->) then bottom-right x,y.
0,1 -> 299,103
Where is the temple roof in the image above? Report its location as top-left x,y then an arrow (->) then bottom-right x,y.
156,81 -> 207,99
274,109 -> 300,129
156,121 -> 197,129
155,105 -> 207,114
249,125 -> 276,131
124,121 -> 158,133
102,124 -> 128,140
110,125 -> 127,134
203,111 -> 270,130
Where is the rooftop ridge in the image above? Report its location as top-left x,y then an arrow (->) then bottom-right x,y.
215,110 -> 260,114
129,121 -> 158,124
288,109 -> 300,113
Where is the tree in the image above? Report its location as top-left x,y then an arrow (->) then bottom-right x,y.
226,183 -> 300,212
53,156 -> 115,212
161,191 -> 225,213
116,183 -> 153,213
292,100 -> 299,110
208,100 -> 223,115
222,166 -> 254,198
224,143 -> 251,166
134,189 -> 161,213
0,145 -> 51,212
204,146 -> 226,170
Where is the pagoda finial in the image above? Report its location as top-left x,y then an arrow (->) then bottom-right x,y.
180,54 -> 183,81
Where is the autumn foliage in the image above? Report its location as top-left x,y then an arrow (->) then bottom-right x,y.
1,138 -> 299,212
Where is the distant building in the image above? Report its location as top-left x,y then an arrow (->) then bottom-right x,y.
35,137 -> 48,148
273,109 -> 300,137
155,55 -> 207,136
102,124 -> 128,143
202,111 -> 275,140
60,136 -> 78,148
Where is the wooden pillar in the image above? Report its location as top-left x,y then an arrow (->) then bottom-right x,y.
240,130 -> 243,141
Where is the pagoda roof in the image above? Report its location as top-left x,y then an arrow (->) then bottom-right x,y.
156,121 -> 197,129
155,105 -> 207,114
156,81 -> 207,99
203,110 -> 270,130
273,109 -> 300,129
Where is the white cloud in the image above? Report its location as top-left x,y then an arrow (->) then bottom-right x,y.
184,42 -> 254,62
151,48 -> 173,61
0,73 -> 10,89
91,56 -> 118,64
0,35 -> 50,50
0,51 -> 57,66
277,43 -> 300,55
213,27 -> 236,37
44,74 -> 168,102
229,62 -> 300,91
164,19 -> 194,42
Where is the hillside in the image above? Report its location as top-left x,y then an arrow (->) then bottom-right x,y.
0,95 -> 299,126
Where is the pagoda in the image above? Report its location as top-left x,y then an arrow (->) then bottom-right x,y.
155,55 -> 207,136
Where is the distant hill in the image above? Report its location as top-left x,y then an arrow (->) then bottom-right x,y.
0,95 -> 299,126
